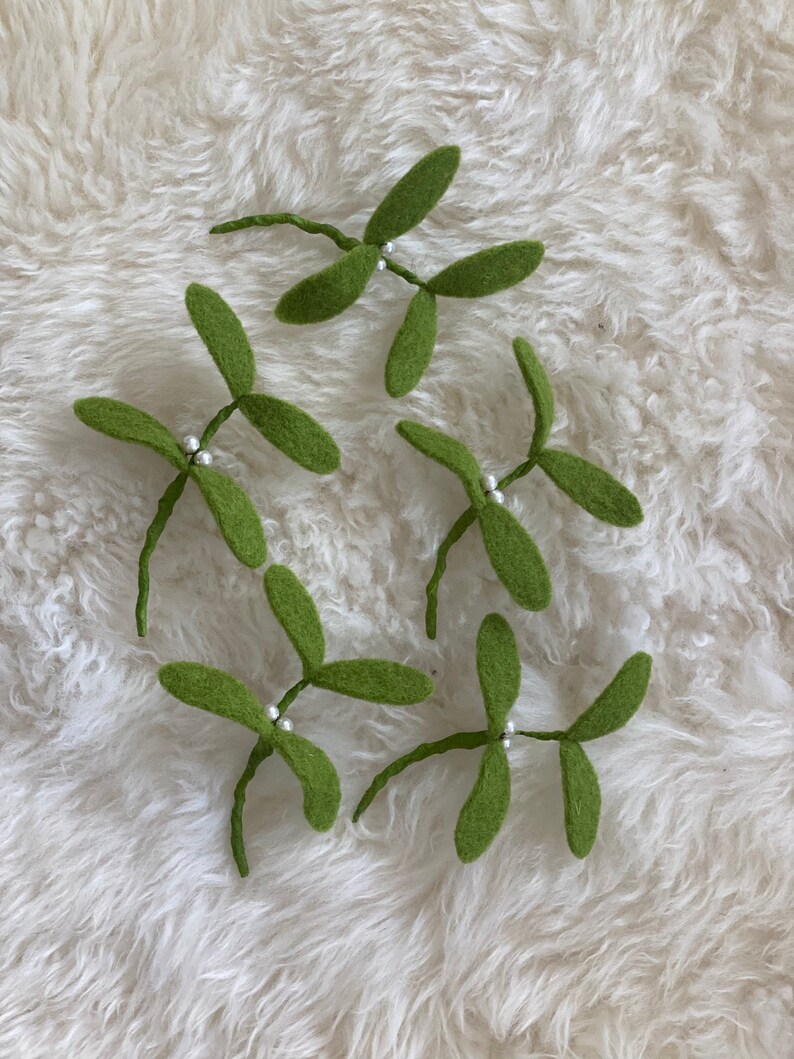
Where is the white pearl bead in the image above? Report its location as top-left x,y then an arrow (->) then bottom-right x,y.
383,241 -> 394,254
489,489 -> 505,505
376,258 -> 387,271
482,473 -> 497,492
183,435 -> 201,455
193,449 -> 213,467
501,737 -> 512,750
276,717 -> 293,732
265,705 -> 280,722
504,720 -> 516,736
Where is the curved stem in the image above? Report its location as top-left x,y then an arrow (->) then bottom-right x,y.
384,258 -> 426,289
353,730 -> 488,822
200,399 -> 239,449
516,729 -> 565,741
135,472 -> 188,637
229,678 -> 309,878
209,213 -> 360,254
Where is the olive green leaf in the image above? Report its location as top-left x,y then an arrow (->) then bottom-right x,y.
566,652 -> 652,742
184,283 -> 255,398
454,742 -> 511,863
159,662 -> 271,737
559,740 -> 601,858
537,450 -> 643,527
385,289 -> 438,398
239,394 -> 340,474
512,338 -> 554,454
396,420 -> 485,508
312,659 -> 434,705
272,729 -> 341,831
426,241 -> 544,298
190,465 -> 267,568
264,564 -> 325,677
477,613 -> 521,738
74,398 -> 187,470
364,145 -> 461,246
275,243 -> 381,324
478,502 -> 552,611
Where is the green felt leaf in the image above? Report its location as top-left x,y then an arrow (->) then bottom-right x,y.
537,450 -> 643,528
478,502 -> 552,611
364,145 -> 461,246
559,740 -> 601,858
275,243 -> 380,324
385,289 -> 438,398
159,662 -> 270,737
312,659 -> 434,705
264,564 -> 325,676
477,613 -> 521,738
396,420 -> 484,508
190,465 -> 267,568
454,742 -> 511,863
426,241 -> 544,298
272,729 -> 341,831
512,338 -> 554,454
184,283 -> 255,398
566,652 -> 652,742
239,394 -> 340,474
74,398 -> 187,470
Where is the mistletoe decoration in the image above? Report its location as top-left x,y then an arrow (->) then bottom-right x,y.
160,564 -> 434,876
211,146 -> 544,397
74,284 -> 340,636
355,613 -> 653,861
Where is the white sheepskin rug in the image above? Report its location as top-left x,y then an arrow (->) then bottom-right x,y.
1,2 -> 792,1056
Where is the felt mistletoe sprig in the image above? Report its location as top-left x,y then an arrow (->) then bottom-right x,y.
74,284 -> 340,636
397,338 -> 644,638
211,146 -> 544,397
355,614 -> 652,861
160,564 -> 434,876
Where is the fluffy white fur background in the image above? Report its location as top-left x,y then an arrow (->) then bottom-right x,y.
1,2 -> 792,1056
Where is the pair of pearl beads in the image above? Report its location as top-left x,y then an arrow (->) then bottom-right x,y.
376,240 -> 395,272
265,704 -> 293,732
183,435 -> 213,467
500,720 -> 516,749
481,473 -> 505,506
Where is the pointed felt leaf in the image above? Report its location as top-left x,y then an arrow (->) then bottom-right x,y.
537,449 -> 643,527
512,338 -> 554,454
264,564 -> 325,676
559,740 -> 601,858
312,659 -> 434,705
566,652 -> 652,742
159,662 -> 271,737
477,613 -> 521,738
190,466 -> 267,568
385,289 -> 438,398
184,283 -> 255,398
239,394 -> 340,474
454,742 -> 511,863
272,729 -> 341,831
364,145 -> 461,246
396,420 -> 484,508
478,502 -> 552,611
426,241 -> 544,298
275,243 -> 380,324
74,398 -> 187,470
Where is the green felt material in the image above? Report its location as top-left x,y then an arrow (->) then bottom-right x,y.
566,652 -> 652,742
272,729 -> 341,832
454,742 -> 511,863
264,564 -> 325,677
559,740 -> 601,858
239,394 -> 340,474
426,241 -> 545,299
352,730 -> 489,822
312,659 -> 434,705
363,145 -> 461,246
537,449 -> 643,528
159,662 -> 271,737
477,613 -> 521,738
136,472 -> 188,637
185,283 -> 255,398
190,465 -> 267,568
275,243 -> 380,324
385,289 -> 438,398
231,736 -> 273,877
396,420 -> 484,508
478,502 -> 552,611
513,338 -> 554,455
74,397 -> 187,470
